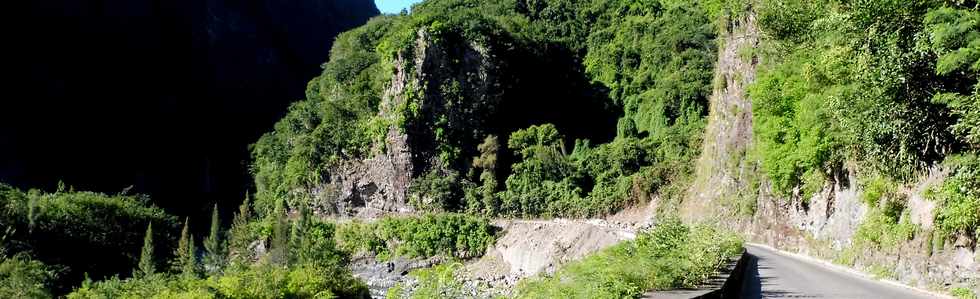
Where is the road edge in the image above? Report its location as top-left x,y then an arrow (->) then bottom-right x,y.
746,242 -> 954,299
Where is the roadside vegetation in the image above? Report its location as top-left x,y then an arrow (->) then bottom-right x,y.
515,219 -> 743,298
750,0 -> 978,243
751,4 -> 977,293
335,213 -> 497,260
0,183 -> 498,297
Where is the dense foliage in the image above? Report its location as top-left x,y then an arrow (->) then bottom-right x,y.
250,16 -> 396,216
751,0 -> 979,190
335,213 -> 497,260
750,0 -> 979,246
930,154 -> 980,240
515,219 -> 743,298
0,183 -> 373,298
66,195 -> 370,298
0,254 -> 53,299
0,184 -> 178,294
68,263 -> 368,299
251,0 -> 722,219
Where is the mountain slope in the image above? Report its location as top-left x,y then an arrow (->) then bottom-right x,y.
683,2 -> 978,295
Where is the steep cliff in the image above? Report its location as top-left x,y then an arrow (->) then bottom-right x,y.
684,6 -> 978,295
325,28 -> 505,217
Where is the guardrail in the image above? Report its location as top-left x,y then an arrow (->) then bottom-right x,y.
696,249 -> 749,299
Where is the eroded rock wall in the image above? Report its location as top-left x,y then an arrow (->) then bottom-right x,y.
318,28 -> 503,218
684,7 -> 978,294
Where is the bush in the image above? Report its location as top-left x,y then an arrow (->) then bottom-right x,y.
387,262 -> 465,299
515,219 -> 743,298
0,184 -> 178,294
69,263 -> 369,299
335,214 -> 497,260
752,0 -> 977,187
952,287 -> 978,299
854,208 -> 916,250
749,48 -> 840,196
0,254 -> 53,299
931,154 -> 980,239
409,170 -> 463,212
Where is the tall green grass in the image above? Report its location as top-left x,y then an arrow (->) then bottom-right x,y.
516,219 -> 743,298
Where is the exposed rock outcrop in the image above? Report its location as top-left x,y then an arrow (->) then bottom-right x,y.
682,9 -> 761,223
684,7 -> 978,295
321,28 -> 504,217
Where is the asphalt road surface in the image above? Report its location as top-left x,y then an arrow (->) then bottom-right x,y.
741,244 -> 939,298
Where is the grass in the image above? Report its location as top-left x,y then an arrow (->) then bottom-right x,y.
952,287 -> 978,299
514,219 -> 743,298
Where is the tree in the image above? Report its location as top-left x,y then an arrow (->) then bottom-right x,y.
228,193 -> 253,265
172,217 -> 197,276
184,238 -> 197,276
269,199 -> 289,266
136,223 -> 155,277
467,135 -> 501,215
203,204 -> 226,274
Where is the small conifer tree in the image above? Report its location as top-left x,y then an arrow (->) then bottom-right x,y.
203,204 -> 226,273
136,223 -> 155,277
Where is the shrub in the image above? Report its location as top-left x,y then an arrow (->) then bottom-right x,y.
387,262 -> 465,299
0,254 -> 53,299
336,214 -> 497,260
69,263 -> 369,299
409,170 -> 463,212
952,287 -> 978,299
515,219 -> 743,298
931,154 -> 980,239
0,184 -> 178,293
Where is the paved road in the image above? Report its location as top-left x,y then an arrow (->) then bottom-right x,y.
742,244 -> 939,298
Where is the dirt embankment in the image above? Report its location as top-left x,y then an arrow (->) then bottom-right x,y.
458,200 -> 657,296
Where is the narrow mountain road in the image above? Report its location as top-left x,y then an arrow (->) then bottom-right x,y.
742,243 -> 940,298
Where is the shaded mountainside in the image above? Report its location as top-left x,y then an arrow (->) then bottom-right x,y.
3,0 -> 379,219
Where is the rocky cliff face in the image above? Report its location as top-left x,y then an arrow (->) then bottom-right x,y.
321,29 -> 504,218
682,10 -> 761,223
685,8 -> 978,294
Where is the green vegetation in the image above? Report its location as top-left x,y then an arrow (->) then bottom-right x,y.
68,263 -> 368,299
750,0 -> 979,250
929,154 -> 980,240
495,124 -> 700,217
6,0 -> 977,297
251,15 -> 396,216
0,254 -> 53,299
386,262 -> 466,299
752,0 -> 978,191
136,224 -> 156,278
67,196 -> 369,298
335,213 -> 497,260
0,183 -> 371,298
515,219 -> 743,298
252,0 -> 723,220
0,183 -> 178,293
953,287 -> 979,299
